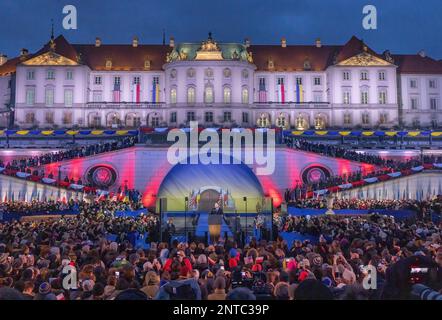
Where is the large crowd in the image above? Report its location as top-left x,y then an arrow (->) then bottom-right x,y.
0,136 -> 137,188
284,140 -> 442,198
291,139 -> 442,167
0,198 -> 440,300
289,198 -> 438,212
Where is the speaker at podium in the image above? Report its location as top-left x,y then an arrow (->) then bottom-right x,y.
209,202 -> 224,242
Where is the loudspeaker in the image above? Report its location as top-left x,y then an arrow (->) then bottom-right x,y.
243,197 -> 247,201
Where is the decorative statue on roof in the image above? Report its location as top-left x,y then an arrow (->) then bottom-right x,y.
247,51 -> 253,63
383,50 -> 394,63
231,50 -> 239,60
199,32 -> 221,52
179,50 -> 188,60
166,49 -> 180,62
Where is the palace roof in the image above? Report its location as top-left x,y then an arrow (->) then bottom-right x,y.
0,35 -> 441,75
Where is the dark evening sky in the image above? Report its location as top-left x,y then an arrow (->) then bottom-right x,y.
1,0 -> 441,59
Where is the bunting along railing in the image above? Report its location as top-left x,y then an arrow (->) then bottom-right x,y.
284,130 -> 442,137
0,129 -> 139,136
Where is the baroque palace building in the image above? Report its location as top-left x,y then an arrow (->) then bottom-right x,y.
0,33 -> 441,129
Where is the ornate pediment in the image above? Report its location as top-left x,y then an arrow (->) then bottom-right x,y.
22,51 -> 79,66
337,52 -> 392,67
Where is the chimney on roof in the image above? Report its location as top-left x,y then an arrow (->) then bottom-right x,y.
0,54 -> 7,66
244,38 -> 250,48
95,37 -> 102,47
281,37 -> 287,48
169,36 -> 175,48
418,50 -> 426,58
132,36 -> 139,48
315,38 -> 322,48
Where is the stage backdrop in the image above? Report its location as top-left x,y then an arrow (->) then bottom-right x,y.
157,155 -> 265,212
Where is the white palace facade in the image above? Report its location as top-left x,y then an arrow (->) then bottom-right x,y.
0,33 -> 441,130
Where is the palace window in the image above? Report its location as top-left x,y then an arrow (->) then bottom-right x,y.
430,98 -> 438,110
94,76 -> 102,85
25,88 -> 35,105
313,77 -> 321,86
66,70 -> 73,80
429,79 -> 438,89
45,112 -> 54,124
296,77 -> 303,85
410,79 -> 418,89
242,69 -> 249,79
361,90 -> 369,104
187,111 -> 195,122
378,90 -> 387,104
241,87 -> 249,104
242,112 -> 249,123
151,116 -> 160,127
46,69 -> 55,80
170,87 -> 177,104
223,68 -> 231,78
362,113 -> 370,125
205,111 -> 213,123
412,118 -> 420,128
187,87 -> 196,104
45,88 -> 54,106
64,89 -> 73,107
223,111 -> 232,122
204,86 -> 214,104
25,112 -> 35,124
343,113 -> 352,125
114,76 -> 121,85
379,113 -> 388,124
92,92 -> 102,102
343,71 -> 350,81
343,91 -> 351,104
62,112 -> 73,125
360,71 -> 369,81
378,71 -> 386,81
313,93 -> 323,103
27,70 -> 35,80
133,76 -> 141,85
170,112 -> 177,123
411,97 -> 419,110
223,87 -> 231,104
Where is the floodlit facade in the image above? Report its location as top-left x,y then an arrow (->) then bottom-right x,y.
0,33 -> 441,129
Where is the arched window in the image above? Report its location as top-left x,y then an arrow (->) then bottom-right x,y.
257,113 -> 270,128
314,114 -> 326,130
204,86 -> 214,104
170,87 -> 177,104
187,87 -> 195,104
223,87 -> 231,104
296,116 -> 309,130
241,87 -> 249,104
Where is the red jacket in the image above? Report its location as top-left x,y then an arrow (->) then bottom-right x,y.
163,257 -> 193,273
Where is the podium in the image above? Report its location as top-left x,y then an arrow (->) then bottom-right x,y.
208,214 -> 222,243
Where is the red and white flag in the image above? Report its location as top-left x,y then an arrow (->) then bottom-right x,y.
132,83 -> 141,103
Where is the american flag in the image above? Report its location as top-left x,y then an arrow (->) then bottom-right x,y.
258,78 -> 267,103
113,82 -> 121,102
